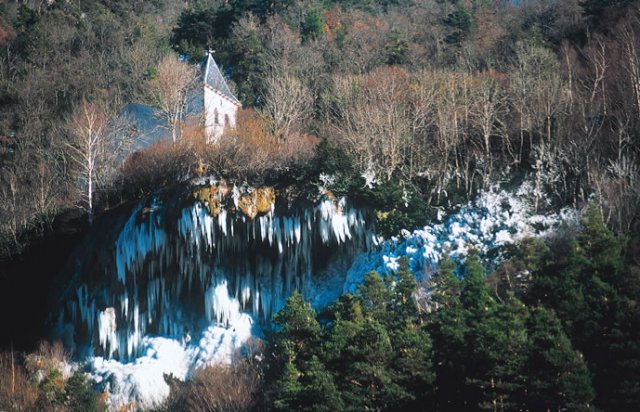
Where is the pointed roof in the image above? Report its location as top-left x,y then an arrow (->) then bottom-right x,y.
204,52 -> 241,106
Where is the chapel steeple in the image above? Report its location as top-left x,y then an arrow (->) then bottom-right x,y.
203,50 -> 241,143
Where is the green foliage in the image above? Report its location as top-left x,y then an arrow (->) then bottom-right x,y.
273,291 -> 322,363
14,5 -> 41,58
526,204 -> 640,410
524,307 -> 594,411
267,263 -> 434,411
358,271 -> 392,322
272,360 -> 304,410
301,9 -> 324,42
460,251 -> 495,316
428,248 -> 595,410
295,356 -> 344,412
65,370 -> 103,412
171,2 -> 220,61
366,181 -> 432,238
444,5 -> 474,44
41,368 -> 65,405
385,28 -> 409,65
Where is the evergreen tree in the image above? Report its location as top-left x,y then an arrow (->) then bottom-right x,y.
272,353 -> 304,411
340,319 -> 409,411
428,257 -> 469,410
268,292 -> 323,410
390,256 -> 419,325
272,291 -> 321,363
429,254 -> 462,309
430,252 -> 530,410
472,296 -> 529,411
526,205 -> 640,409
296,356 -> 344,412
460,251 -> 496,317
358,271 -> 392,325
64,370 -> 102,412
460,253 -> 527,410
524,307 -> 595,411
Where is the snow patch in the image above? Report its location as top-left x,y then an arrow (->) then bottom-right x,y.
344,186 -> 578,292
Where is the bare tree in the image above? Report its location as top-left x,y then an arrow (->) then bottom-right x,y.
618,11 -> 640,121
591,155 -> 640,234
260,71 -> 312,140
332,66 -> 413,181
0,169 -> 27,251
147,54 -> 198,142
66,99 -> 110,221
468,70 -> 509,176
433,71 -> 466,180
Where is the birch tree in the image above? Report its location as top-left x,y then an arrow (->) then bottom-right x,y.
147,55 -> 198,142
66,99 -> 109,221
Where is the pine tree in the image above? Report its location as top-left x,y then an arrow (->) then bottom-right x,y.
358,270 -> 392,324
272,353 -> 304,411
268,292 -> 323,410
391,256 -> 419,325
296,356 -> 344,412
524,307 -> 595,411
526,205 -> 640,409
429,254 -> 461,310
340,319 -> 409,411
428,256 -> 469,410
273,291 -> 321,363
473,296 -> 529,411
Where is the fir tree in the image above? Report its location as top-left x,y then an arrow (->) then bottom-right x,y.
524,307 -> 595,411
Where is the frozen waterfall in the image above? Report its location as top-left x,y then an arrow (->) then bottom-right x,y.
55,194 -> 374,362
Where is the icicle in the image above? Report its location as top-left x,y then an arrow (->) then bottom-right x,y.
98,307 -> 118,358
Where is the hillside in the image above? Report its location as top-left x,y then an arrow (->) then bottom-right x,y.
0,0 -> 639,411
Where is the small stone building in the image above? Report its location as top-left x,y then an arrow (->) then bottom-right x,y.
203,52 -> 241,143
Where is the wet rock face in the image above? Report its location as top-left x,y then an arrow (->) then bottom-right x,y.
194,182 -> 276,219
53,188 -> 374,361
237,187 -> 277,219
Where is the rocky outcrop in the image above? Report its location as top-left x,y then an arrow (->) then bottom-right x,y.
194,181 -> 275,219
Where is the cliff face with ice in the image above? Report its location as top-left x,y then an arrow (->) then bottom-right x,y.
55,188 -> 373,363
49,181 -> 577,409
48,184 -> 375,408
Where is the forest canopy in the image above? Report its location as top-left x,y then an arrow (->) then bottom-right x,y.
2,0 -> 639,256
0,1 -> 640,410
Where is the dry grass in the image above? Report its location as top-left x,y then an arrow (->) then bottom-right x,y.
164,340 -> 265,412
0,351 -> 40,411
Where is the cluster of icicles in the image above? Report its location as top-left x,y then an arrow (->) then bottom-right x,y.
59,195 -> 373,361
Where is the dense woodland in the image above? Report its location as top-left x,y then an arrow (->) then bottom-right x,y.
1,0 -> 640,410
250,206 -> 640,412
1,0 -> 640,254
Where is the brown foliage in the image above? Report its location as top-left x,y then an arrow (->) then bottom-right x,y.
165,357 -> 263,412
24,341 -> 70,380
120,110 -> 318,194
0,351 -> 39,411
219,108 -> 318,177
120,139 -> 197,195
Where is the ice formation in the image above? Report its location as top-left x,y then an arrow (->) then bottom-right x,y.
53,193 -> 373,409
344,185 -> 578,292
89,281 -> 253,409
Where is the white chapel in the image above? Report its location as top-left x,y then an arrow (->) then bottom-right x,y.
203,51 -> 241,143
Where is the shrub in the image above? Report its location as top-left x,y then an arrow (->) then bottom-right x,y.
65,370 -> 104,412
0,351 -> 39,411
163,359 -> 262,412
